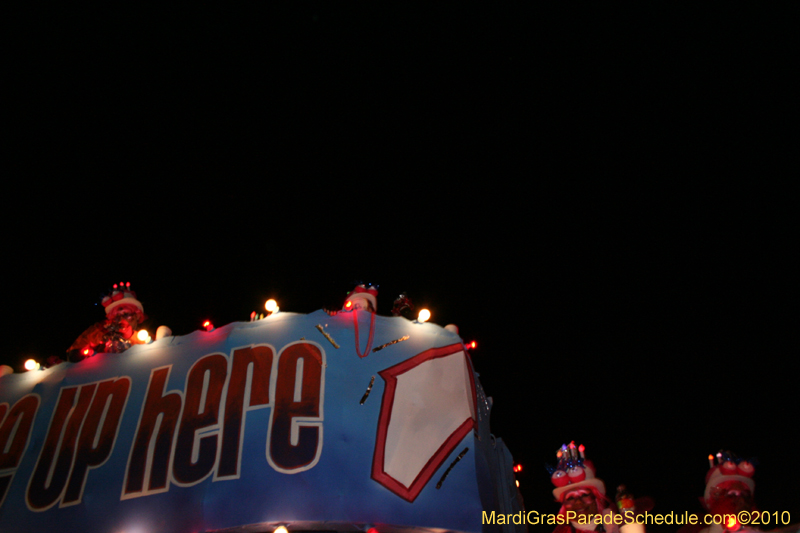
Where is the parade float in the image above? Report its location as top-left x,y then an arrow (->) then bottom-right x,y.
0,286 -> 525,533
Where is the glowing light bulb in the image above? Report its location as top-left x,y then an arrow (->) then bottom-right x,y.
265,299 -> 278,312
24,359 -> 40,371
137,329 -> 151,343
345,300 -> 353,309
83,348 -> 93,356
417,309 -> 430,323
367,528 -> 380,533
274,527 -> 288,533
203,321 -> 214,332
516,480 -> 520,487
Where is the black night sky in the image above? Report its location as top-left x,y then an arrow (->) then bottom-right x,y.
4,4 -> 798,531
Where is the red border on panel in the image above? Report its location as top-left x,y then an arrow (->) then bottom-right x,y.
371,343 -> 477,502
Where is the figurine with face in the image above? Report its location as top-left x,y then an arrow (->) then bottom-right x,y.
549,444 -> 622,533
699,456 -> 757,533
346,293 -> 375,312
103,302 -> 146,353
67,284 -> 147,361
677,452 -> 761,533
344,285 -> 377,313
324,285 -> 378,316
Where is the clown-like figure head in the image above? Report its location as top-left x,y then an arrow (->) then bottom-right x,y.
702,454 -> 757,519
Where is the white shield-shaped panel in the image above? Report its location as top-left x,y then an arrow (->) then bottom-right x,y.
372,343 -> 477,501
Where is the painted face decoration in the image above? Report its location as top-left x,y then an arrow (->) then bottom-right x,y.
563,488 -> 599,517
707,480 -> 754,515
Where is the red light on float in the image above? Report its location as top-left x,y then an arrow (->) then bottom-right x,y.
83,348 -> 93,357
469,341 -> 477,349
513,464 -> 522,473
367,528 -> 380,533
726,516 -> 739,530
345,301 -> 353,309
203,320 -> 214,332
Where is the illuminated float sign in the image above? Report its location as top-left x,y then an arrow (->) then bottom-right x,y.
0,311 -> 512,533
120,342 -> 324,501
